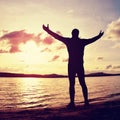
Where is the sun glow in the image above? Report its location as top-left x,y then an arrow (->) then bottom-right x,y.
19,41 -> 39,53
19,41 -> 44,65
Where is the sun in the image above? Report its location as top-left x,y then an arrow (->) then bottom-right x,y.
19,41 -> 39,53
19,41 -> 44,65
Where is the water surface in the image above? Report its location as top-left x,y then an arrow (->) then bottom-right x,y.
0,76 -> 120,111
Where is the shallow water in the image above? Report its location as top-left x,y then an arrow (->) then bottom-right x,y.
0,76 -> 120,111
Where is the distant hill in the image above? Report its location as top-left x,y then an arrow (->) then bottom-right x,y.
85,72 -> 120,77
0,72 -> 67,78
0,72 -> 120,78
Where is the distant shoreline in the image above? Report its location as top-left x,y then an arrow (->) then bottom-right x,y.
0,72 -> 120,78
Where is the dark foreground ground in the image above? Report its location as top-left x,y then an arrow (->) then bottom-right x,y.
0,99 -> 120,120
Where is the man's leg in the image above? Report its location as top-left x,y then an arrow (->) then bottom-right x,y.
67,64 -> 76,108
77,66 -> 89,106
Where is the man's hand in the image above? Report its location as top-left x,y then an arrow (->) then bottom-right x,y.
43,24 -> 49,31
99,30 -> 104,37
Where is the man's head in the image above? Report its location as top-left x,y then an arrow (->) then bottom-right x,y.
72,29 -> 79,38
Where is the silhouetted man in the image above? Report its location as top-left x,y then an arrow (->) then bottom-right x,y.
43,24 -> 104,108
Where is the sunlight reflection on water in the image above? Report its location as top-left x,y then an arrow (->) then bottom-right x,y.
0,76 -> 120,111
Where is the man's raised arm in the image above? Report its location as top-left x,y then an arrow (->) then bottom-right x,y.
42,24 -> 66,43
84,30 -> 104,45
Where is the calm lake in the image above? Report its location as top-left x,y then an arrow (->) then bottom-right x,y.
0,76 -> 120,111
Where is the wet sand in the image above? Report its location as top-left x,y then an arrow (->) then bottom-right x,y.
0,99 -> 120,120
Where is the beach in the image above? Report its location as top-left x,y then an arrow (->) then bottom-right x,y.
0,99 -> 120,120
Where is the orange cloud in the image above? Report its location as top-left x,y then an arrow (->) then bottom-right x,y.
105,18 -> 120,41
97,57 -> 103,60
51,55 -> 59,61
0,30 -> 36,53
62,58 -> 68,62
106,65 -> 112,69
0,30 -> 57,53
41,47 -> 51,52
1,30 -> 34,44
43,36 -> 55,45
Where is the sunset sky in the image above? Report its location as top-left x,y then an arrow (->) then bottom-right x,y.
0,0 -> 120,74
